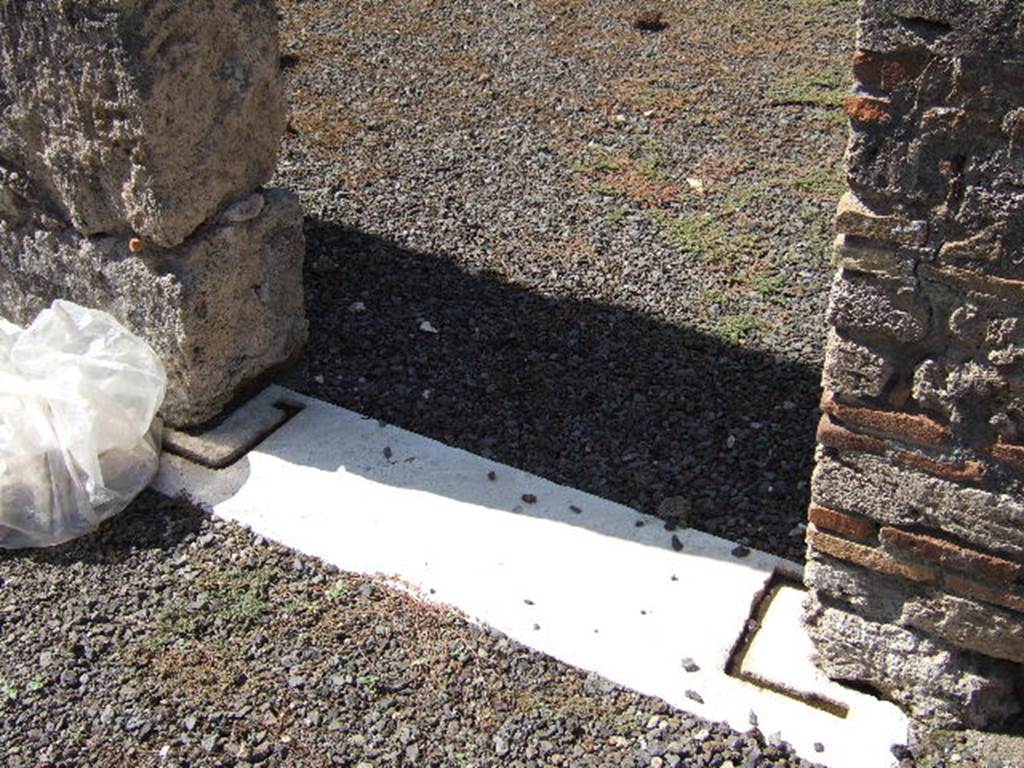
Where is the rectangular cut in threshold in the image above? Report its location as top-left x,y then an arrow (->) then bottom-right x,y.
163,392 -> 305,469
726,571 -> 850,719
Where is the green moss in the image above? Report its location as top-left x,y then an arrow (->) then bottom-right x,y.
572,149 -> 621,174
770,65 -> 848,108
752,274 -> 789,304
605,206 -> 630,227
714,314 -> 760,344
803,205 -> 835,261
658,213 -> 770,266
790,163 -> 844,199
325,578 -> 351,601
723,183 -> 770,215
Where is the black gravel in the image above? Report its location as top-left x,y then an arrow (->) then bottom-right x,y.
5,2 -> 956,767
1,493 -> 826,768
272,0 -> 856,563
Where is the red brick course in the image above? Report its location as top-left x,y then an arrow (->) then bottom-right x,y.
852,50 -> 928,92
821,392 -> 948,447
945,573 -> 1024,616
844,95 -> 892,124
893,451 -> 987,484
816,415 -> 886,455
984,441 -> 1024,473
808,503 -> 877,542
880,527 -> 1024,584
807,526 -> 937,584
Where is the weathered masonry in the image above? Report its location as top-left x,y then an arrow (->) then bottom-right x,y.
0,0 -> 306,426
805,0 -> 1024,728
4,0 -> 1024,732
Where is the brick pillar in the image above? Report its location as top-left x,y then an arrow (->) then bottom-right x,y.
804,1 -> 1024,728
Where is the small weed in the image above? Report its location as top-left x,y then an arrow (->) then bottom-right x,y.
147,602 -> 199,648
217,588 -> 268,623
572,151 -> 621,174
635,155 -> 662,176
803,206 -> 835,260
714,314 -> 759,344
770,66 -> 847,108
723,183 -> 769,215
198,567 -> 274,626
593,182 -> 619,197
611,78 -> 700,115
605,206 -> 630,227
326,579 -> 350,601
791,163 -> 844,199
753,274 -> 789,304
0,678 -> 17,703
701,288 -> 729,307
26,676 -> 44,693
633,139 -> 671,181
290,598 -> 321,614
824,108 -> 849,129
658,213 -> 770,266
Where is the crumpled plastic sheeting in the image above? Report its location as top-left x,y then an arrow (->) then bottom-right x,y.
0,300 -> 166,548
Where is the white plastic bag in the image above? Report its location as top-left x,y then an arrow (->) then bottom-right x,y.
0,300 -> 166,548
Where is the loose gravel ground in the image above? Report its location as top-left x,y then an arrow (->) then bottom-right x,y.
4,1 -> 984,766
2,494 -> 828,768
272,0 -> 856,564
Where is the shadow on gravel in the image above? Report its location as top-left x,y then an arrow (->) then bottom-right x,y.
283,219 -> 823,562
0,491 -> 204,566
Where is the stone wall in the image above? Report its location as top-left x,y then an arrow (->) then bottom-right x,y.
804,0 -> 1024,728
0,0 -> 306,426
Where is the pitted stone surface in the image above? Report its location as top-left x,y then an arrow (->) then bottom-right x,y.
0,0 -> 285,248
804,597 -> 1022,729
807,0 -> 1024,726
821,330 -> 896,402
0,189 -> 306,426
813,452 -> 1024,561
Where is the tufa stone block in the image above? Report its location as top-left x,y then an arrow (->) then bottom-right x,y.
857,0 -> 1022,57
0,0 -> 286,248
903,592 -> 1024,664
803,597 -> 1022,729
826,269 -> 931,344
813,450 -> 1024,560
821,329 -> 897,401
806,551 -> 915,622
945,572 -> 1024,615
835,192 -> 928,247
0,189 -> 307,427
